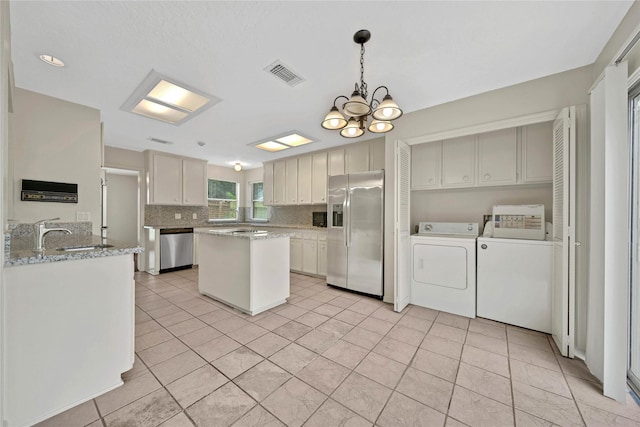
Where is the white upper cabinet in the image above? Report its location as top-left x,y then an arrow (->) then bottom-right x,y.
521,121 -> 553,183
442,135 -> 476,188
297,155 -> 312,205
285,158 -> 298,205
273,160 -> 286,205
409,122 -> 553,192
328,149 -> 345,176
151,153 -> 182,205
182,158 -> 208,205
345,143 -> 370,173
411,141 -> 441,190
477,128 -> 517,186
263,162 -> 274,206
312,153 -> 327,204
146,151 -> 207,206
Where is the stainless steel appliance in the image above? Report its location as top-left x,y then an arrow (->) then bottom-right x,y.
160,228 -> 194,273
327,171 -> 384,297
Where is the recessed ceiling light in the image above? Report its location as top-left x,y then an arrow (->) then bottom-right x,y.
121,69 -> 222,126
255,141 -> 289,152
275,133 -> 312,147
39,54 -> 64,67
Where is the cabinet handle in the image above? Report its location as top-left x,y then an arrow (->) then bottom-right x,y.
428,178 -> 434,184
484,174 -> 491,180
463,175 -> 469,182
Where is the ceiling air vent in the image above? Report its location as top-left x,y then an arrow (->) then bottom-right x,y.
264,60 -> 304,87
147,137 -> 173,145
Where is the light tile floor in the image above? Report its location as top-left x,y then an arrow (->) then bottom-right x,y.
37,270 -> 640,427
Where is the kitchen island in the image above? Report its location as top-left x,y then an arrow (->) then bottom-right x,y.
196,228 -> 290,315
3,232 -> 142,427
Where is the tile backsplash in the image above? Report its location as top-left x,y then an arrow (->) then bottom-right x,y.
268,205 -> 327,227
144,204 -> 326,227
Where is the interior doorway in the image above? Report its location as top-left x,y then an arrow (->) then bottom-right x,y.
103,168 -> 140,268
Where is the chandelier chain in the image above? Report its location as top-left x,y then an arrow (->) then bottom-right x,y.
359,43 -> 368,101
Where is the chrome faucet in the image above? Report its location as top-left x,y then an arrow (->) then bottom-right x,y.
33,217 -> 71,252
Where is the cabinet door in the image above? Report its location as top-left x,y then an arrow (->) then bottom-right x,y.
477,128 -> 517,186
345,143 -> 369,173
522,122 -> 553,183
297,156 -> 312,205
312,153 -> 327,204
285,158 -> 298,205
442,135 -> 476,187
369,139 -> 385,171
273,161 -> 286,205
182,159 -> 207,205
411,141 -> 441,190
263,162 -> 274,206
290,238 -> 302,271
302,239 -> 318,274
152,154 -> 182,205
317,241 -> 327,276
328,149 -> 345,176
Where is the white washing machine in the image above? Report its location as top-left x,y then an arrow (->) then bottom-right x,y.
410,222 -> 479,318
477,236 -> 553,333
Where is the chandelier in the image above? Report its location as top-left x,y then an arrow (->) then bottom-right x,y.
321,29 -> 403,138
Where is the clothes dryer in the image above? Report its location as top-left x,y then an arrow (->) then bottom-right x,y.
410,222 -> 479,318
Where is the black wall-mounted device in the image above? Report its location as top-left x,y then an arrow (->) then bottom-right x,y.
21,179 -> 78,203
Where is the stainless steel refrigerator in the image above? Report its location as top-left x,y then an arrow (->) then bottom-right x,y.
327,170 -> 384,297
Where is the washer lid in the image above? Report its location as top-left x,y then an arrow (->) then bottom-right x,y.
416,222 -> 479,237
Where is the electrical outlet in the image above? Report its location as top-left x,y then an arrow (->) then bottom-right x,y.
192,213 -> 197,220
76,212 -> 90,221
175,213 -> 181,219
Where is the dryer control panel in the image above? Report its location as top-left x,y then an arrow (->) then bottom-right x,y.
492,205 -> 545,240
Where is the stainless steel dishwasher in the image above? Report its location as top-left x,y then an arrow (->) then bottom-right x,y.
160,228 -> 194,273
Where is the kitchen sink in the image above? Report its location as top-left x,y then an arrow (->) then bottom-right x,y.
56,244 -> 114,252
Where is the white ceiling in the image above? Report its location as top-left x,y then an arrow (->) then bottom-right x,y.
9,1 -> 633,169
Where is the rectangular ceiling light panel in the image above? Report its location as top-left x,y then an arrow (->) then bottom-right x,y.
147,80 -> 210,112
255,141 -> 289,152
121,70 -> 221,126
252,131 -> 314,152
275,133 -> 312,147
133,99 -> 189,124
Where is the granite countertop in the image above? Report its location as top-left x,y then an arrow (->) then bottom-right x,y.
6,234 -> 144,267
195,228 -> 291,240
145,223 -> 327,231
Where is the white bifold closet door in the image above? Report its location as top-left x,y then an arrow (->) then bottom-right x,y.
394,140 -> 411,312
551,107 -> 576,358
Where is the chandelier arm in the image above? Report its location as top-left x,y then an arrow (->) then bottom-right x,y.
332,95 -> 350,107
370,86 -> 390,108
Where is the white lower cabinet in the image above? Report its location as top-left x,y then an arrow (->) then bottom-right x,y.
290,233 -> 302,271
302,233 -> 318,274
317,234 -> 327,276
289,230 -> 327,277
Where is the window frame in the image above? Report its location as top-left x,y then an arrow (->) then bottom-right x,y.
249,181 -> 267,221
207,178 -> 239,222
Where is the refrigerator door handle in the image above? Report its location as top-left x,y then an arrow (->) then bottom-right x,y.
345,187 -> 351,247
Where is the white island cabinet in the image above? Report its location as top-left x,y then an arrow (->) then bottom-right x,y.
197,229 -> 290,315
3,236 -> 141,427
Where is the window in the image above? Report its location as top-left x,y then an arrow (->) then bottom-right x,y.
208,179 -> 237,220
251,182 -> 267,220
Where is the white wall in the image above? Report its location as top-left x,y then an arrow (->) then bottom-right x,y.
9,88 -> 102,234
106,172 -> 138,244
384,65 -> 593,304
411,185 -> 552,231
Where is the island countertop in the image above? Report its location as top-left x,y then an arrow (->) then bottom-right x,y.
5,234 -> 143,267
195,228 -> 291,240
